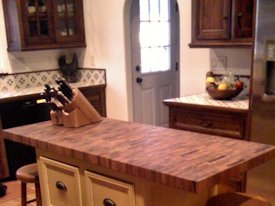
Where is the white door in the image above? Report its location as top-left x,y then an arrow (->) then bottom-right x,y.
131,0 -> 179,126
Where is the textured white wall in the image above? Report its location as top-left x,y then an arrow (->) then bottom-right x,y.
177,0 -> 210,96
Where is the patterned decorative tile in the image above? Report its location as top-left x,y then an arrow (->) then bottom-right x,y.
0,69 -> 106,92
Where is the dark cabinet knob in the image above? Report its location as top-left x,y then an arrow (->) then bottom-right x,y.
56,181 -> 67,191
103,198 -> 116,206
136,77 -> 143,84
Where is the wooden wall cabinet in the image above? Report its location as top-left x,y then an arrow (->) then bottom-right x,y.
2,0 -> 86,51
190,0 -> 254,48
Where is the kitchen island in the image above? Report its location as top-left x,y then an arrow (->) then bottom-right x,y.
1,119 -> 275,206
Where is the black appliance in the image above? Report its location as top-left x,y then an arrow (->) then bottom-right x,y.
0,96 -> 50,181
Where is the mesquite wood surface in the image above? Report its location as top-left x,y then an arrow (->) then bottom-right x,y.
1,119 -> 275,193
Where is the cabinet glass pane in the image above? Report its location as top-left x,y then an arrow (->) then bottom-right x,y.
38,0 -> 47,13
27,0 -> 37,16
66,0 -> 75,17
29,20 -> 38,37
68,20 -> 76,36
56,0 -> 66,17
57,21 -> 67,36
40,20 -> 49,35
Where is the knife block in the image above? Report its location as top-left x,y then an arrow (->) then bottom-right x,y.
50,88 -> 102,127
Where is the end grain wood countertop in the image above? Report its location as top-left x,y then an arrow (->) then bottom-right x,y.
1,118 -> 274,193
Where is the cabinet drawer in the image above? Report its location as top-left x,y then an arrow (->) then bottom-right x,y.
172,110 -> 245,139
39,157 -> 83,206
85,171 -> 135,206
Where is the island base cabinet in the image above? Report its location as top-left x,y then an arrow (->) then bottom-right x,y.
85,171 -> 135,206
36,150 -> 233,206
38,157 -> 83,206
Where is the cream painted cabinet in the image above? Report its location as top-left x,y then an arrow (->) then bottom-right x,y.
38,156 -> 136,206
38,157 -> 83,206
85,171 -> 136,206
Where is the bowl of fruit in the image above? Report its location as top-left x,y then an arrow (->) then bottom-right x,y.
205,72 -> 244,100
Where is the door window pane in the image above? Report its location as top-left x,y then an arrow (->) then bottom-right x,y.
149,0 -> 159,21
160,0 -> 169,21
139,0 -> 171,73
140,0 -> 149,21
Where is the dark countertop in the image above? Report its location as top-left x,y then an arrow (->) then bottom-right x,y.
1,118 -> 274,193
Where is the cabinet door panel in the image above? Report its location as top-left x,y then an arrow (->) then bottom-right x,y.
197,0 -> 231,40
22,0 -> 55,44
53,0 -> 84,43
39,157 -> 83,206
85,171 -> 135,206
234,0 -> 254,38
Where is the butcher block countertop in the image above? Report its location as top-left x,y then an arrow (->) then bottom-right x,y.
1,118 -> 275,193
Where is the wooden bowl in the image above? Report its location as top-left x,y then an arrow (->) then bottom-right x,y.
206,87 -> 242,100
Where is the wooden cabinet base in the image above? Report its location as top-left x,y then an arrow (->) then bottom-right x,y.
167,105 -> 248,140
36,149 -> 232,206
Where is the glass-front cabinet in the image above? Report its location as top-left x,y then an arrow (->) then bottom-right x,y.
23,0 -> 55,44
53,0 -> 82,42
3,0 -> 86,51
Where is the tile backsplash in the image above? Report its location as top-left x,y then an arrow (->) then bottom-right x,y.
210,48 -> 252,76
0,68 -> 106,91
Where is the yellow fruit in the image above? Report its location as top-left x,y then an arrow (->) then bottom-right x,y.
206,77 -> 215,83
218,83 -> 228,90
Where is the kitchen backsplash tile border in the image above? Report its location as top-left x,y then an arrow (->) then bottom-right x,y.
0,68 -> 106,91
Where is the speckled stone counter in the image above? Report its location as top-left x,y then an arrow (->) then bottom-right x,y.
164,93 -> 249,110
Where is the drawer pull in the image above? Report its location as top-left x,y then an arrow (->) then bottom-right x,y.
56,181 -> 67,191
202,121 -> 212,128
103,198 -> 116,206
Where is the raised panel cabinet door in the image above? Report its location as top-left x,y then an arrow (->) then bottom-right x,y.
197,0 -> 231,40
52,0 -> 85,43
21,0 -> 55,45
85,171 -> 136,206
38,157 -> 83,206
234,0 -> 254,38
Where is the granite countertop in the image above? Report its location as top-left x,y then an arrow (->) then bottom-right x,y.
1,119 -> 275,193
163,93 -> 249,110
